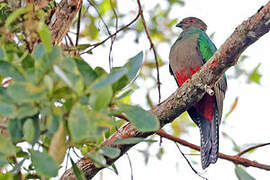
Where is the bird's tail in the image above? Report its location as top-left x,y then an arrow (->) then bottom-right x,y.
198,115 -> 219,169
188,107 -> 219,169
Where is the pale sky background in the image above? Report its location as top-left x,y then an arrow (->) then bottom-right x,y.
58,0 -> 270,179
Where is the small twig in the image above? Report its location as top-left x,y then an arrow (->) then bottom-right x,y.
87,0 -> 116,68
72,147 -> 82,159
75,4 -> 82,46
237,142 -> 270,157
136,0 -> 161,103
12,156 -> 23,180
66,33 -> 74,47
88,0 -> 111,36
65,148 -> 71,171
175,143 -> 208,180
108,0 -> 119,70
126,153 -> 134,180
81,11 -> 140,55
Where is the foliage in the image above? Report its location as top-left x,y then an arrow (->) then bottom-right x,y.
0,1 -> 161,178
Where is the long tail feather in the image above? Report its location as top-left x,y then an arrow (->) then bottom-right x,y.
188,106 -> 219,169
210,107 -> 219,163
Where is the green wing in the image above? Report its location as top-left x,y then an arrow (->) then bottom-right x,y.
198,30 -> 227,125
198,32 -> 217,63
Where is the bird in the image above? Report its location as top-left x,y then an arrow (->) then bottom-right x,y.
169,17 -> 227,169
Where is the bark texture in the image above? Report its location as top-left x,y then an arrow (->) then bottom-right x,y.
61,2 -> 270,180
49,0 -> 82,45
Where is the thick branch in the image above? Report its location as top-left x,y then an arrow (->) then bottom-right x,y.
61,2 -> 270,179
49,0 -> 82,45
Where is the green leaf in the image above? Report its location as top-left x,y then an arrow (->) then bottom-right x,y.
0,172 -> 13,180
111,163 -> 119,175
38,23 -> 52,52
68,104 -> 91,142
112,137 -> 156,145
11,158 -> 25,174
46,109 -> 61,135
112,74 -> 129,92
109,51 -> 143,93
70,158 -> 86,180
54,57 -> 84,94
118,104 -> 160,132
53,65 -> 72,86
0,159 -> 8,168
248,63 -> 262,84
156,147 -> 164,160
22,54 -> 35,70
235,165 -> 255,180
7,82 -> 47,103
94,67 -> 107,77
35,46 -> 61,83
30,150 -> 58,177
69,104 -> 114,142
91,67 -> 128,90
87,152 -> 107,167
0,61 -> 25,81
75,58 -> 98,86
23,118 -> 35,143
77,44 -> 91,50
89,86 -> 113,110
0,48 -> 5,60
124,51 -> 144,81
116,89 -> 134,100
0,87 -> 12,102
5,7 -> 27,28
8,118 -> 23,142
0,134 -> 16,157
33,44 -> 46,60
49,123 -> 67,165
90,111 -> 114,128
0,102 -> 15,117
100,146 -> 120,159
15,104 -> 38,119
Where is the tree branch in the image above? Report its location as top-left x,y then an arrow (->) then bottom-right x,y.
61,2 -> 270,179
157,129 -> 270,171
237,142 -> 270,157
49,0 -> 82,45
81,10 -> 140,55
137,0 -> 161,103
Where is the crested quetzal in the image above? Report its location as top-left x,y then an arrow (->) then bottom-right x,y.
169,17 -> 227,169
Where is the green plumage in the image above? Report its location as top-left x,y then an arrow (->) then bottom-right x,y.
198,31 -> 217,61
179,27 -> 217,62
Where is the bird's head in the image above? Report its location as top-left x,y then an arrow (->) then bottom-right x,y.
176,17 -> 207,31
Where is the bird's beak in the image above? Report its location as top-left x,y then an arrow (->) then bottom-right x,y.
176,22 -> 182,28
